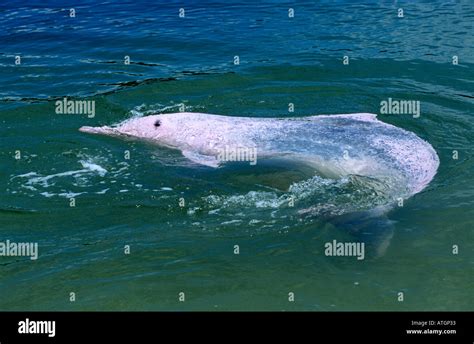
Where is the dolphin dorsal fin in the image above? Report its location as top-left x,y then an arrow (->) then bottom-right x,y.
307,113 -> 378,122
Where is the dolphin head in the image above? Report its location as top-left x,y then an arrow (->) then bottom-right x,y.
80,112 -> 221,153
113,114 -> 170,139
80,114 -> 179,145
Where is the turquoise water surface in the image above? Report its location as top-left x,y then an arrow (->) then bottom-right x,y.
0,1 -> 473,310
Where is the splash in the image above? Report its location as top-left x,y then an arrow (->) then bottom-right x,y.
10,155 -> 109,197
203,174 -> 399,218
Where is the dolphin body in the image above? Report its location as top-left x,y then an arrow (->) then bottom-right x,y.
80,112 -> 439,199
80,112 -> 439,257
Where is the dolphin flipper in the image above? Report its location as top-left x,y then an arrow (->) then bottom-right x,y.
182,150 -> 220,168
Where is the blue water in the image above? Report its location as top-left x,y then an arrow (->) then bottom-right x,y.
0,0 -> 473,310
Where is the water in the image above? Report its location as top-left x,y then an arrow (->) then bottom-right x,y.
1,0 -> 473,310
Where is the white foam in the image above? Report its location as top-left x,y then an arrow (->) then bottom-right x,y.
58,192 -> 86,198
40,192 -> 55,198
14,172 -> 38,178
10,156 -> 110,198
79,160 -> 108,176
221,220 -> 242,225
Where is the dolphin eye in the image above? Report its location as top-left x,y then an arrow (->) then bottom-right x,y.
154,120 -> 161,128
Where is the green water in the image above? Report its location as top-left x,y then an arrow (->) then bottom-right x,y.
2,63 -> 473,310
1,1 -> 473,310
